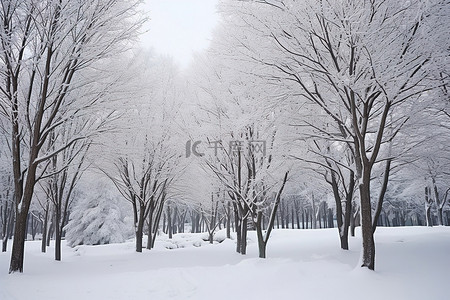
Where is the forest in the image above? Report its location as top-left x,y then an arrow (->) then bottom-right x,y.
0,1 -> 449,298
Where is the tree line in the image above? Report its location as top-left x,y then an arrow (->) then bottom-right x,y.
0,0 -> 448,275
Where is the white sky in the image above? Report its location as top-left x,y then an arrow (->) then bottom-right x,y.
140,0 -> 220,68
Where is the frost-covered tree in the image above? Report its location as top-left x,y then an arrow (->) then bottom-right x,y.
65,182 -> 128,247
0,0 -> 144,273
0,160 -> 14,253
99,53 -> 185,253
217,0 -> 448,270
185,37 -> 292,258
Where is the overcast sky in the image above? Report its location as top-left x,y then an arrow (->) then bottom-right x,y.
140,0 -> 220,68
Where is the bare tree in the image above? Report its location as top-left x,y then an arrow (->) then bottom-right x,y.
106,144 -> 176,252
0,0 -> 143,273
201,192 -> 225,244
0,173 -> 14,252
219,0 -> 447,270
41,134 -> 90,261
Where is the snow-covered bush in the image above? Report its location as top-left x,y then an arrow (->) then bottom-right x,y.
64,182 -> 129,247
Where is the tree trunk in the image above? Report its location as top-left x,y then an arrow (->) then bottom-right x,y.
425,187 -> 433,227
276,212 -> 279,229
172,206 -> 178,235
437,208 -> 443,227
256,211 -> 267,258
295,201 -> 301,229
41,202 -> 49,253
350,205 -> 358,237
2,236 -> 7,253
2,200 -> 14,253
135,207 -> 145,252
291,206 -> 295,229
10,160 -> 37,273
343,173 -> 354,244
190,211 -> 196,233
226,202 -> 231,239
255,172 -> 288,258
322,202 -> 327,228
162,213 -> 167,234
233,203 -> 241,253
302,210 -> 305,229
55,227 -> 61,261
46,220 -> 53,247
167,205 -> 172,239
30,216 -> 35,240
372,159 -> 391,233
327,208 -> 334,228
425,205 -> 433,227
2,208 -> 14,252
305,209 -> 309,229
431,177 -> 444,226
55,212 -> 62,261
311,195 -> 317,229
240,215 -> 248,255
9,208 -> 28,273
330,171 -> 347,249
359,168 -> 375,270
147,211 -> 153,250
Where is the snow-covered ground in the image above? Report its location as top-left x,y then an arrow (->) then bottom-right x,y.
1,227 -> 449,300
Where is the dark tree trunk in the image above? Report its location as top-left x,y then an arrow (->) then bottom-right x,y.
305,209 -> 309,229
425,206 -> 433,227
226,202 -> 231,239
437,208 -> 443,226
318,208 -> 322,229
162,213 -> 167,234
167,205 -> 172,239
360,169 -> 375,270
295,201 -> 301,229
256,211 -> 267,258
330,171 -> 347,249
372,159 -> 391,233
291,206 -> 295,229
190,211 -> 196,233
350,205 -> 358,237
2,236 -> 7,252
240,215 -> 248,255
25,213 -> 30,240
2,198 -> 14,253
30,215 -> 36,240
196,213 -> 201,233
302,210 -> 305,229
147,209 -> 153,250
55,209 -> 62,261
255,172 -> 288,258
9,207 -> 28,273
135,206 -> 145,252
328,208 -> 334,228
177,209 -> 187,234
172,206 -> 178,235
343,173 -> 354,244
233,202 -> 241,253
322,202 -> 327,228
425,187 -> 433,227
10,161 -> 37,273
276,212 -> 279,229
46,220 -> 53,247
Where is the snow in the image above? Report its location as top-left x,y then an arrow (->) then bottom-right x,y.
1,227 -> 449,300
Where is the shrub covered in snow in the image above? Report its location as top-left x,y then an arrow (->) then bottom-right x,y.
64,182 -> 128,247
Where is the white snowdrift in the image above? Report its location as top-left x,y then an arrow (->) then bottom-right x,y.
0,226 -> 449,300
